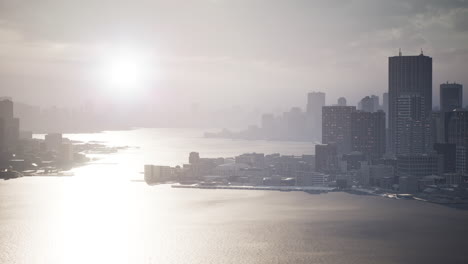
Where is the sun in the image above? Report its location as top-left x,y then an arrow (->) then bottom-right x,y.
99,50 -> 152,90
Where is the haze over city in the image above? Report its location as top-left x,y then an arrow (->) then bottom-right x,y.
1,1 -> 468,264
1,0 -> 468,113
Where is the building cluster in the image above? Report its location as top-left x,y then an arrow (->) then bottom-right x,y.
204,51 -> 467,197
0,98 -> 89,178
317,51 -> 467,196
145,152 -> 329,187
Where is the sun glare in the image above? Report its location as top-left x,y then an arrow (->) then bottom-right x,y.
98,49 -> 153,91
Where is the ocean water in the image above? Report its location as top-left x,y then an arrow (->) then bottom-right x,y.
2,128 -> 468,264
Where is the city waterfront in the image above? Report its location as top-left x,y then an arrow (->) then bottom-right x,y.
1,129 -> 468,264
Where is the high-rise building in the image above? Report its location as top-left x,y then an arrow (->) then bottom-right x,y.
284,107 -> 306,141
388,52 -> 432,154
440,82 -> 463,113
189,152 -> 200,164
315,144 -> 338,173
0,98 -> 14,121
358,96 -> 376,112
0,98 -> 19,153
306,92 -> 325,141
434,143 -> 456,173
383,92 -> 389,127
351,110 -> 386,158
395,93 -> 431,155
445,109 -> 468,176
371,95 -> 379,110
322,105 -> 356,153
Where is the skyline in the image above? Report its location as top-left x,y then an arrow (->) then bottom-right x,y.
1,0 -> 468,110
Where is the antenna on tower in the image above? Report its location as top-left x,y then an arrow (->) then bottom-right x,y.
399,48 -> 402,56
420,48 -> 423,55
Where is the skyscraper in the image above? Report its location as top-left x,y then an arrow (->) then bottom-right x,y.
306,92 -> 325,141
388,51 -> 432,154
383,92 -> 389,127
351,110 -> 386,158
440,82 -> 463,113
445,109 -> 468,176
0,98 -> 19,153
322,105 -> 356,154
395,93 -> 431,155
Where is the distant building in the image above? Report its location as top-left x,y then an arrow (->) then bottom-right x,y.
337,97 -> 347,106
445,109 -> 468,176
315,144 -> 338,173
371,95 -> 379,110
389,52 -> 432,154
189,152 -> 200,164
358,96 -> 376,112
45,133 -> 63,152
144,165 -> 174,184
295,171 -> 328,186
359,163 -> 394,187
0,98 -> 20,153
430,112 -> 445,144
440,82 -> 463,113
434,143 -> 456,173
235,153 -> 265,168
382,92 -> 389,128
284,107 -> 306,141
351,110 -> 386,158
396,154 -> 443,179
322,106 -> 356,153
306,92 -> 325,141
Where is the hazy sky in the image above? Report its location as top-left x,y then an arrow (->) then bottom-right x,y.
1,0 -> 467,111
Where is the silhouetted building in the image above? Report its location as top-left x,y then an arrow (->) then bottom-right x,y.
445,109 -> 468,176
358,96 -> 376,112
396,153 -> 443,179
315,144 -> 338,173
235,153 -> 265,168
389,52 -> 432,154
440,82 -> 463,113
351,110 -> 386,158
337,97 -> 347,106
382,92 -> 389,127
395,93 -> 431,155
306,92 -> 325,141
322,106 -> 356,153
284,107 -> 306,141
189,152 -> 200,164
434,143 -> 456,173
44,133 -> 63,152
0,98 -> 19,152
431,111 -> 445,144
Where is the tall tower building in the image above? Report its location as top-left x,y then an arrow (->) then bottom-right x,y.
383,92 -> 389,127
445,110 -> 468,176
306,92 -> 325,141
395,93 -> 431,155
0,98 -> 19,153
388,51 -> 432,154
322,105 -> 356,154
351,110 -> 386,158
440,82 -> 463,113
